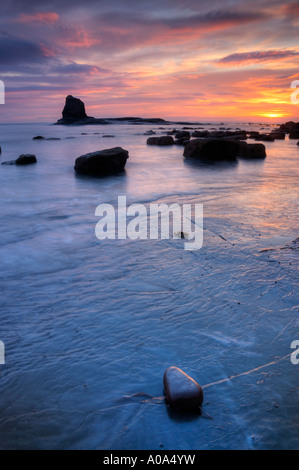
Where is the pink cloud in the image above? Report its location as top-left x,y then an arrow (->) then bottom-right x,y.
15,12 -> 59,25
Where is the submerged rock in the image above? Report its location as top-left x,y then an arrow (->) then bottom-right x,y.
16,154 -> 37,165
237,142 -> 266,159
289,130 -> 299,139
2,154 -> 37,165
163,366 -> 203,411
74,147 -> 129,176
254,134 -> 275,142
183,138 -> 239,161
147,136 -> 174,146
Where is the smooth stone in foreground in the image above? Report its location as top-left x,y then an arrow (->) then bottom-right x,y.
74,147 -> 129,176
163,366 -> 203,411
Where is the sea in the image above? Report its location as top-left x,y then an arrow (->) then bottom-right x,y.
0,120 -> 298,450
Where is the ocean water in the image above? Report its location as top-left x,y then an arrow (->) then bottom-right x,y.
0,121 -> 298,450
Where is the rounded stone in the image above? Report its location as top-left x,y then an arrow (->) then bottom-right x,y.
163,366 -> 203,411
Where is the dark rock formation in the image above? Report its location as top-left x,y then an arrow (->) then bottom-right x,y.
62,95 -> 88,121
289,130 -> 299,139
2,154 -> 37,165
237,142 -> 266,159
175,130 -> 190,140
270,131 -> 285,140
55,95 -> 170,125
163,366 -> 203,411
184,138 -> 239,161
147,136 -> 174,146
16,154 -> 37,165
278,121 -> 299,133
74,147 -> 129,176
33,135 -> 45,140
254,134 -> 275,142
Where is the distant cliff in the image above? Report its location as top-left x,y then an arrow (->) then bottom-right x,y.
55,95 -> 169,125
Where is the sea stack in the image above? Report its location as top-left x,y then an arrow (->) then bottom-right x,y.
57,95 -> 90,124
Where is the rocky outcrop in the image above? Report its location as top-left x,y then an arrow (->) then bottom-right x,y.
237,142 -> 266,159
146,136 -> 174,146
254,134 -> 275,142
55,95 -> 170,125
278,121 -> 299,133
183,138 -> 239,161
74,147 -> 129,176
289,130 -> 299,139
2,154 -> 37,165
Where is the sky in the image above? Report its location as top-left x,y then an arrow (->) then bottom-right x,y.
0,0 -> 298,123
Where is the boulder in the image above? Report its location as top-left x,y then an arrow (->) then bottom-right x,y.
183,138 -> 239,161
163,366 -> 203,411
147,136 -> 174,146
278,121 -> 299,133
74,147 -> 129,176
237,142 -> 266,159
2,154 -> 37,165
16,154 -> 37,165
33,135 -> 45,140
289,130 -> 299,139
254,134 -> 275,142
270,132 -> 285,140
191,130 -> 210,138
175,130 -> 190,140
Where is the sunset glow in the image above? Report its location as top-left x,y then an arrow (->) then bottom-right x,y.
0,0 -> 298,123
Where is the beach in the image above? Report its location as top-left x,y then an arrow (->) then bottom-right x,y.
0,121 -> 298,450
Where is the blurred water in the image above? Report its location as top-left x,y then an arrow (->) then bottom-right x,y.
0,122 -> 298,449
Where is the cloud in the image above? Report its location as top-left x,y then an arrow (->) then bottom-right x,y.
217,49 -> 299,66
15,12 -> 59,24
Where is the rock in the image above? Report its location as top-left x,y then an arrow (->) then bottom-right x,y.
270,132 -> 285,140
102,134 -> 115,138
163,366 -> 203,411
62,95 -> 88,122
278,121 -> 299,133
174,138 -> 190,146
2,154 -> 37,165
74,147 -> 129,176
297,141 -> 299,146
183,138 -> 239,161
175,130 -> 190,140
254,134 -> 275,142
248,131 -> 260,138
144,130 -> 156,135
33,135 -> 45,140
1,160 -> 16,165
16,154 -> 37,165
289,130 -> 299,139
237,142 -> 266,159
191,130 -> 210,138
147,136 -> 174,146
